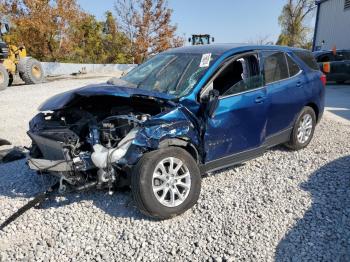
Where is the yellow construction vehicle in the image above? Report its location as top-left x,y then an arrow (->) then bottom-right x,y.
0,21 -> 44,90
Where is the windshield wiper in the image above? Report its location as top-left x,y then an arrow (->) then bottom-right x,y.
175,58 -> 194,92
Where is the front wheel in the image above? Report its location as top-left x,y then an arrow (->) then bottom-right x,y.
131,147 -> 201,219
285,106 -> 316,150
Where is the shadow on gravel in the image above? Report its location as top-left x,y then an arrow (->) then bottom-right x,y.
0,160 -> 148,221
275,155 -> 350,261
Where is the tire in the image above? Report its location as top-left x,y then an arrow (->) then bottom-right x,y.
131,147 -> 201,219
285,106 -> 316,150
18,57 -> 44,85
0,64 -> 9,91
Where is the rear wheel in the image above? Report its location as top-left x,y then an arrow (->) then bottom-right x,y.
0,64 -> 9,91
18,57 -> 44,85
286,106 -> 316,150
131,147 -> 201,219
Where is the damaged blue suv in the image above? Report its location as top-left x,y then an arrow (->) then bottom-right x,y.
27,44 -> 325,219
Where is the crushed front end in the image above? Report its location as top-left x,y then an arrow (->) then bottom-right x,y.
26,85 -> 201,193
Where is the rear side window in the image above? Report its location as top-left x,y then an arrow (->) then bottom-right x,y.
263,51 -> 289,84
343,51 -> 350,60
294,51 -> 319,71
316,53 -> 334,63
336,51 -> 350,61
286,55 -> 301,76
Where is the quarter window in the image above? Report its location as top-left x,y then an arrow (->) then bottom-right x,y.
263,52 -> 289,84
293,51 -> 319,71
286,55 -> 301,77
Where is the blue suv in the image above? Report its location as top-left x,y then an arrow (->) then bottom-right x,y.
27,44 -> 325,219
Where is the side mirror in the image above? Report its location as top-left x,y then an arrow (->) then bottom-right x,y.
188,38 -> 191,43
206,89 -> 219,118
211,37 -> 215,43
4,23 -> 10,33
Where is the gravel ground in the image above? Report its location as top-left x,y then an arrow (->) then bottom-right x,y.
0,76 -> 111,147
0,79 -> 350,261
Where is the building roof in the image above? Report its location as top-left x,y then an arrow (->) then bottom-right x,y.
315,0 -> 330,5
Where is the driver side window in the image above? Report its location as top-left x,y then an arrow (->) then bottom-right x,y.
212,53 -> 263,97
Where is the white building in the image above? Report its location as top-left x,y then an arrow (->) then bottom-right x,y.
313,0 -> 350,51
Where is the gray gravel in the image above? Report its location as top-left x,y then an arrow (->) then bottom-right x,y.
0,79 -> 350,261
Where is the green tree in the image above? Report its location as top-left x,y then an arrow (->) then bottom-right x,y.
69,14 -> 106,63
102,11 -> 132,63
276,0 -> 315,49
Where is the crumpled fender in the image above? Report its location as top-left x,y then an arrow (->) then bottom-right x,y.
120,107 -> 201,167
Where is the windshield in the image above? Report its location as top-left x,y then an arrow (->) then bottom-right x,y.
122,53 -> 216,98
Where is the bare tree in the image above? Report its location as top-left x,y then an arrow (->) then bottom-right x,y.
247,35 -> 274,45
114,0 -> 139,62
115,0 -> 184,63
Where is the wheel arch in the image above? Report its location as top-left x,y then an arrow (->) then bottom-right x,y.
305,102 -> 319,122
158,138 -> 201,164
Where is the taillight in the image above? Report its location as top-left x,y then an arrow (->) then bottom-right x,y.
322,62 -> 331,73
320,74 -> 327,86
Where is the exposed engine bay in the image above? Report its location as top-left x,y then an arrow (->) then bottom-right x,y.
27,95 -> 168,193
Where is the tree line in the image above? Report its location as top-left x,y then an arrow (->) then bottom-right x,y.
0,0 -> 184,64
0,0 -> 316,65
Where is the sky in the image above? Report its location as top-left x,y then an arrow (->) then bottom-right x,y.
77,0 -> 315,44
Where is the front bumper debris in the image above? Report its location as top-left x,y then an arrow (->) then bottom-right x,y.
27,158 -> 73,172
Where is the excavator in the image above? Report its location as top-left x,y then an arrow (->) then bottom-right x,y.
0,20 -> 44,90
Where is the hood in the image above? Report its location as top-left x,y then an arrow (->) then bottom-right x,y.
39,83 -> 176,111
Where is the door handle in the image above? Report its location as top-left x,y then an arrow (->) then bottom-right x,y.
255,96 -> 265,104
296,81 -> 303,87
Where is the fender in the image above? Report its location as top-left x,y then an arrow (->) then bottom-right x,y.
118,107 -> 203,168
158,138 -> 200,164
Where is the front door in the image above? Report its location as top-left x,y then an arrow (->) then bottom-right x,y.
202,52 -> 268,163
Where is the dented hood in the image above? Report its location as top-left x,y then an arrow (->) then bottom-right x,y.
39,83 -> 176,111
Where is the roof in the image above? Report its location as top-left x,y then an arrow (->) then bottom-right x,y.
165,43 -> 306,56
315,0 -> 329,5
313,49 -> 350,56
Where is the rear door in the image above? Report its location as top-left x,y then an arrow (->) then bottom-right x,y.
262,51 -> 306,137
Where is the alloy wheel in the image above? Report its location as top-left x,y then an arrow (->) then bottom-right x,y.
297,113 -> 313,144
152,157 -> 191,207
